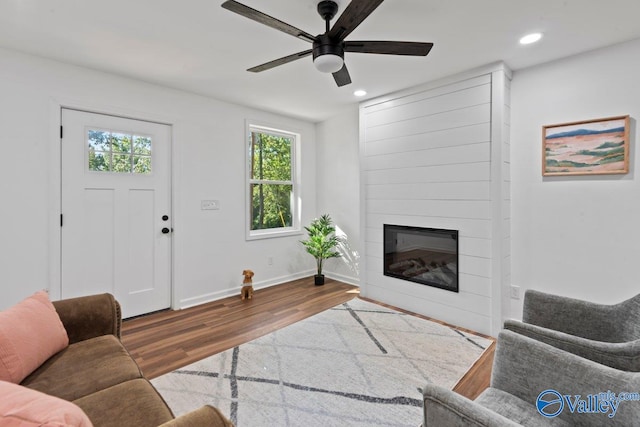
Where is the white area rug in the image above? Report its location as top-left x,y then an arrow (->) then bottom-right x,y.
152,299 -> 491,426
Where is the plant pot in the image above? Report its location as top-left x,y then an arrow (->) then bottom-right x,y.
314,274 -> 325,286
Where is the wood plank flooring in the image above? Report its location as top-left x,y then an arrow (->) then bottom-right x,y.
122,277 -> 359,379
121,277 -> 493,399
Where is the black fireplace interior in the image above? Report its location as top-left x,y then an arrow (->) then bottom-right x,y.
383,224 -> 458,292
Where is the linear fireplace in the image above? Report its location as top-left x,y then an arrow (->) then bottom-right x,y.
383,224 -> 459,292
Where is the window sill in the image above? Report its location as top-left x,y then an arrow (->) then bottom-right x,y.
246,228 -> 303,241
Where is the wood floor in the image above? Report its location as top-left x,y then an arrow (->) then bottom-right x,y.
121,277 -> 493,399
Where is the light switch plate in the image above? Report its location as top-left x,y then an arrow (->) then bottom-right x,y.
201,200 -> 220,210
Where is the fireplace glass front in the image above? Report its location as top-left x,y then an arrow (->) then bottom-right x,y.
383,224 -> 458,292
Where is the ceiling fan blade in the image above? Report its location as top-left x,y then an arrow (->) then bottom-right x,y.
328,0 -> 384,41
221,1 -> 316,43
332,63 -> 352,87
247,49 -> 313,73
345,41 -> 433,56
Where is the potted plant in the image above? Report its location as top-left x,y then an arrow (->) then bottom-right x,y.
300,214 -> 341,285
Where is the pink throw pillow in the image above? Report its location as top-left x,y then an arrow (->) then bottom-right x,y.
0,380 -> 93,426
0,291 -> 69,383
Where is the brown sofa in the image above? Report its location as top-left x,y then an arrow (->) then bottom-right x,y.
19,293 -> 233,427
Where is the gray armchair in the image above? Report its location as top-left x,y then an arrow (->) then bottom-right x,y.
504,290 -> 640,371
422,330 -> 640,426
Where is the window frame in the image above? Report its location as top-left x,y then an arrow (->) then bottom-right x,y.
245,121 -> 302,240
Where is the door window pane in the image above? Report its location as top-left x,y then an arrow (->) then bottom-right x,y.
87,129 -> 152,174
134,135 -> 152,155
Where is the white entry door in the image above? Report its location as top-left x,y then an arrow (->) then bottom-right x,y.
61,109 -> 172,318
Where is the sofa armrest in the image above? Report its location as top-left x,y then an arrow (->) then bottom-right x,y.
504,319 -> 640,371
52,293 -> 121,344
422,384 -> 520,427
522,290 -> 616,341
159,406 -> 234,427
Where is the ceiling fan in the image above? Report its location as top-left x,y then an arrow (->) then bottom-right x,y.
221,0 -> 434,87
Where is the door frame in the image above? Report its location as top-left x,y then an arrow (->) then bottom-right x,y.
48,98 -> 177,309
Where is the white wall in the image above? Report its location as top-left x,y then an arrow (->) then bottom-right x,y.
0,47 -> 317,310
315,107 -> 360,285
510,38 -> 640,318
358,65 -> 511,336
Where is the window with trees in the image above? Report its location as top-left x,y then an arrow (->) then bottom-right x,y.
247,124 -> 300,238
87,129 -> 152,174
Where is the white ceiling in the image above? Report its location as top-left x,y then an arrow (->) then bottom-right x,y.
2,0 -> 640,122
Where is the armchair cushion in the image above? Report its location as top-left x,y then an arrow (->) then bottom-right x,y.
0,380 -> 93,427
475,388 -> 569,426
422,383 -> 521,427
0,291 -> 69,383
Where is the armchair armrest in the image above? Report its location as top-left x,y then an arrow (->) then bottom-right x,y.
522,290 -> 619,341
159,405 -> 234,427
52,293 -> 121,344
504,319 -> 640,371
422,384 -> 520,427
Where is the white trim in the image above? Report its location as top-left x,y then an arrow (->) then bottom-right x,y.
357,101 -> 368,297
324,271 -> 360,287
48,102 -> 62,302
178,269 -> 316,309
49,96 -> 177,310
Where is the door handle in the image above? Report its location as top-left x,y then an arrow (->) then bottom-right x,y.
161,227 -> 171,234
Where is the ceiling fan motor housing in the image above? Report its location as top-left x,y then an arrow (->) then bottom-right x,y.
312,34 -> 344,60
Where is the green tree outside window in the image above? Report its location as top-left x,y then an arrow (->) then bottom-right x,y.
88,130 -> 151,174
249,129 -> 295,231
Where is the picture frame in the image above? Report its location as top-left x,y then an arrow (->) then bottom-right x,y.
542,115 -> 630,176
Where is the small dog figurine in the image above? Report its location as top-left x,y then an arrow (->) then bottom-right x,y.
241,269 -> 254,300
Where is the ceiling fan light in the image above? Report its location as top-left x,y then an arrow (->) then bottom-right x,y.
313,54 -> 344,73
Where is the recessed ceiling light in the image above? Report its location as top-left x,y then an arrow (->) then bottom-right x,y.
354,89 -> 367,97
519,33 -> 543,45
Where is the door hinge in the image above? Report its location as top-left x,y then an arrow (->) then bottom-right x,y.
60,125 -> 63,139
60,214 -> 63,227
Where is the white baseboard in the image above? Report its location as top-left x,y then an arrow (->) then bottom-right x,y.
324,271 -> 360,287
177,269 -> 316,310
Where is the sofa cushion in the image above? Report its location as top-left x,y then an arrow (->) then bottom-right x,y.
21,335 -> 142,401
74,378 -> 174,427
0,291 -> 69,384
475,388 -> 570,427
0,379 -> 93,427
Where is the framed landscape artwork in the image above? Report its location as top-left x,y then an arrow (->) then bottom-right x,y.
542,115 -> 630,176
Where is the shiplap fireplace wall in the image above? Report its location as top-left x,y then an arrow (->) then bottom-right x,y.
359,63 -> 511,336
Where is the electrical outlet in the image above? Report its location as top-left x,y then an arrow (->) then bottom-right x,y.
510,285 -> 521,299
201,200 -> 220,210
